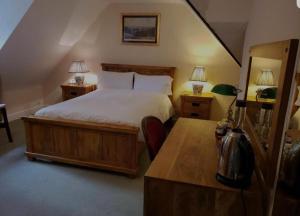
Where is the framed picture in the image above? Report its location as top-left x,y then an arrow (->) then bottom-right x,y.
122,14 -> 160,45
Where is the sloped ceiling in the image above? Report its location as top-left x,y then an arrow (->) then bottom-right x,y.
188,0 -> 253,63
0,0 -> 33,49
0,0 -> 112,92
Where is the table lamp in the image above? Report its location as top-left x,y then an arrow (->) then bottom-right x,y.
256,86 -> 277,102
256,69 -> 274,86
255,87 -> 277,149
260,87 -> 277,99
256,69 -> 275,96
190,66 -> 207,95
69,60 -> 89,85
211,84 -> 241,122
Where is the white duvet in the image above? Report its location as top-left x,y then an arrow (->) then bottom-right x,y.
35,89 -> 174,141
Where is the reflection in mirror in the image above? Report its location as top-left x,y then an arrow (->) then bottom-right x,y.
244,39 -> 299,216
246,57 -> 281,150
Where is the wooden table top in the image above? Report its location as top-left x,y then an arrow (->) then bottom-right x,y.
181,91 -> 214,99
145,118 -> 258,192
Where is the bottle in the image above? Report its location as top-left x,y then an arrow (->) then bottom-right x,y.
234,100 -> 247,129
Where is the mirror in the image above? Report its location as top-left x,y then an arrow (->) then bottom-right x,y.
244,39 -> 299,216
246,57 -> 282,150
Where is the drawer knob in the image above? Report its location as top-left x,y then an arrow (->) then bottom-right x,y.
192,103 -> 200,107
190,113 -> 200,117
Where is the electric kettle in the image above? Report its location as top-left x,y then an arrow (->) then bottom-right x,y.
216,128 -> 255,188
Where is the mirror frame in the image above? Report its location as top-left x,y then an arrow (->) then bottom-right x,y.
244,39 -> 299,214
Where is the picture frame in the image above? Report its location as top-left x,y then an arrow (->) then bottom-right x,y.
122,14 -> 160,45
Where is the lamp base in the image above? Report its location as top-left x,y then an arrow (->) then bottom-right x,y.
192,84 -> 203,95
75,75 -> 85,86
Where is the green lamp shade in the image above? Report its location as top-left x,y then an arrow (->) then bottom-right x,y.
260,87 -> 277,99
211,84 -> 237,96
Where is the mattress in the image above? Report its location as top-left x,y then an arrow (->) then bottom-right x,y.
35,89 -> 174,141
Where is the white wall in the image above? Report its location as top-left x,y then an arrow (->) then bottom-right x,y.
44,3 -> 241,121
0,0 -> 33,49
205,0 -> 252,23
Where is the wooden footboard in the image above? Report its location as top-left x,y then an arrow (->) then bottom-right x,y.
22,116 -> 143,177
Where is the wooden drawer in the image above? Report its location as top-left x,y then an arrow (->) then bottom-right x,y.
64,88 -> 85,98
182,112 -> 208,119
61,84 -> 97,101
181,94 -> 213,120
183,101 -> 210,113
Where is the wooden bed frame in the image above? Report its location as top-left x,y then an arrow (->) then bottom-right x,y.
22,63 -> 176,177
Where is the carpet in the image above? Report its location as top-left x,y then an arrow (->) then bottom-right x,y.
0,120 -> 149,216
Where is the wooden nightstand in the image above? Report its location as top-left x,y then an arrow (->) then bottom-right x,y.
61,84 -> 97,101
181,92 -> 214,120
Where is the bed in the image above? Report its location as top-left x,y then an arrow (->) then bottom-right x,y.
22,63 -> 176,177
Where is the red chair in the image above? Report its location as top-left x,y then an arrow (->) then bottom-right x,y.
142,116 -> 167,161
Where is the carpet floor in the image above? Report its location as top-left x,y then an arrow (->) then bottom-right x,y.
0,120 -> 150,216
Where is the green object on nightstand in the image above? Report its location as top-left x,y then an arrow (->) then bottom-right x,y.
260,87 -> 277,99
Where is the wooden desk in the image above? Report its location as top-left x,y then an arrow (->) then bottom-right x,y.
144,118 -> 262,216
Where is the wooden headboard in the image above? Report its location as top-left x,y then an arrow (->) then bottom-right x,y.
101,63 -> 175,78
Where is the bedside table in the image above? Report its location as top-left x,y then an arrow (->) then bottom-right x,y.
61,84 -> 97,101
181,92 -> 214,119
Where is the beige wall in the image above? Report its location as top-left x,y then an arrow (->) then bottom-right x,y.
44,3 -> 240,121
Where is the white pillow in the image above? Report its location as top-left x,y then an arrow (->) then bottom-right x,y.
134,73 -> 173,95
98,71 -> 134,90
